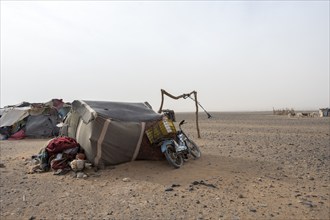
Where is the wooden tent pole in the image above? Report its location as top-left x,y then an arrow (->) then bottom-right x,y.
194,91 -> 201,138
159,90 -> 165,113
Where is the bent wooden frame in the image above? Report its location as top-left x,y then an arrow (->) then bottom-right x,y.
158,89 -> 201,138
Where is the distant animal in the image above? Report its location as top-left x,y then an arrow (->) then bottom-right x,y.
302,113 -> 310,117
288,112 -> 296,118
297,112 -> 311,118
310,112 -> 318,117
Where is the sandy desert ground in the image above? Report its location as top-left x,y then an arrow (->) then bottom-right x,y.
0,112 -> 329,220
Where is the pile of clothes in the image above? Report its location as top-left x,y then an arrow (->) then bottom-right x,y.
30,136 -> 91,177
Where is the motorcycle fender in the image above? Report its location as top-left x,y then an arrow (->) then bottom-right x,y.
161,140 -> 174,153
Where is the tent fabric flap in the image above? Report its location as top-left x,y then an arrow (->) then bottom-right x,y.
81,100 -> 162,122
0,107 -> 30,127
90,117 -> 142,167
25,115 -> 59,137
71,100 -> 97,124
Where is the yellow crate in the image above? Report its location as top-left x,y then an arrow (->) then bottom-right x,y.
146,118 -> 176,144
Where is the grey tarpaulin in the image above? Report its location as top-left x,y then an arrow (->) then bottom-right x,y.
61,100 -> 163,168
0,107 -> 30,127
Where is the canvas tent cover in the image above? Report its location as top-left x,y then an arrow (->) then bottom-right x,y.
0,99 -> 70,139
61,100 -> 164,168
0,107 -> 30,127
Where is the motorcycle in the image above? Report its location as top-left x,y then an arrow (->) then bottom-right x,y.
160,120 -> 201,168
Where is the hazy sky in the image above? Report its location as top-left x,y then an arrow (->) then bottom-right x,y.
1,1 -> 329,112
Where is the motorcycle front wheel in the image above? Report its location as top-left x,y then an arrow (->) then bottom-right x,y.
186,138 -> 201,159
164,144 -> 184,168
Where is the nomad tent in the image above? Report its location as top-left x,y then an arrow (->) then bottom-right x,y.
0,99 -> 70,140
61,100 -> 166,168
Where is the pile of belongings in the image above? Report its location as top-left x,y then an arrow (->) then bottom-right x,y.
0,99 -> 71,140
30,136 -> 91,177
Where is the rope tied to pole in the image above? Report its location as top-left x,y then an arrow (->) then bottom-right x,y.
185,94 -> 212,118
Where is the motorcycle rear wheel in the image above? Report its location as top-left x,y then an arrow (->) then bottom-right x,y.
186,138 -> 201,159
164,144 -> 183,168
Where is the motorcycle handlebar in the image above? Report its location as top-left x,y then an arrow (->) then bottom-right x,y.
179,120 -> 186,130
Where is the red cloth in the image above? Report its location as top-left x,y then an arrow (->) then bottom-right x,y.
8,129 -> 25,140
46,136 -> 80,156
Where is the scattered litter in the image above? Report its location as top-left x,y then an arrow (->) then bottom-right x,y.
85,163 -> 92,169
308,176 -> 315,181
70,159 -> 85,172
191,180 -> 217,188
298,200 -> 316,208
76,172 -> 87,179
122,177 -> 131,182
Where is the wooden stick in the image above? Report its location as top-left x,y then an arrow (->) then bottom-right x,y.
194,91 -> 201,138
